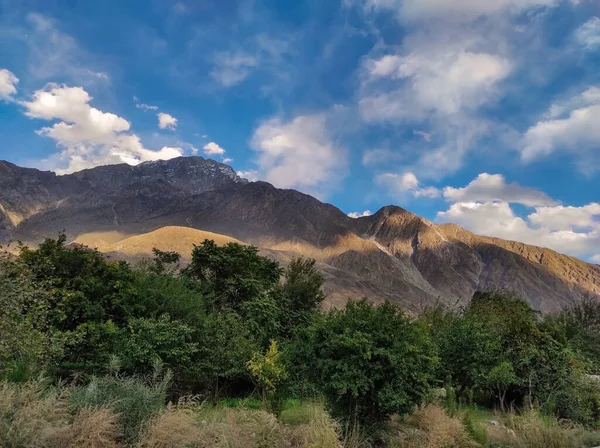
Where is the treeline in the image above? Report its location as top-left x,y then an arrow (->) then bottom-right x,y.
1,234 -> 599,439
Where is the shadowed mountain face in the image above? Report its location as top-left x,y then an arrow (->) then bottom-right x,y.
2,157 -> 598,313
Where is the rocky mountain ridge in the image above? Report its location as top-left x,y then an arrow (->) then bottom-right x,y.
1,157 -> 598,312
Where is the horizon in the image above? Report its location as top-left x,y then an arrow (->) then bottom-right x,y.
0,0 -> 599,262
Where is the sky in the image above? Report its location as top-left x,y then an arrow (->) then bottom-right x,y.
0,0 -> 599,263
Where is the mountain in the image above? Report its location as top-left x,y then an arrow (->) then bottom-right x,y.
1,157 -> 598,313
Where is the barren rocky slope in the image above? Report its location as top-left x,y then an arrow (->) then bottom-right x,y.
2,157 -> 598,312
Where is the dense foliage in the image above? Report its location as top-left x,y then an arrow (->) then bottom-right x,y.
0,234 -> 599,440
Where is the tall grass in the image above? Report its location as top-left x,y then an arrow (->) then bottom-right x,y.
69,372 -> 170,444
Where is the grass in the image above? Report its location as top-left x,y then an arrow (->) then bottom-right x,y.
1,377 -> 599,448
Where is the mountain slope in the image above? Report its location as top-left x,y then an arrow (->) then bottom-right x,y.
2,157 -> 598,313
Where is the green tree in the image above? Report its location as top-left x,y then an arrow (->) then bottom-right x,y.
183,240 -> 282,314
300,300 -> 436,429
435,314 -> 499,398
193,311 -> 258,399
278,257 -> 326,337
485,361 -> 518,412
119,314 -> 198,375
0,255 -> 57,380
247,340 -> 287,410
19,234 -> 140,330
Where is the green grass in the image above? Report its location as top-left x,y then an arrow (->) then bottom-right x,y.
279,399 -> 324,426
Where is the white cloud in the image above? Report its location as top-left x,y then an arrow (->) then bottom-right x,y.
361,50 -> 511,120
414,130 -> 433,141
158,112 -> 178,130
592,254 -> 600,264
210,51 -> 258,87
21,83 -> 182,173
348,210 -> 373,218
362,149 -> 399,166
237,169 -> 259,182
528,203 -> 600,231
133,96 -> 158,111
22,14 -> 110,84
222,157 -> 233,164
376,172 -> 441,198
522,86 -> 600,170
203,142 -> 226,156
0,69 -> 18,101
438,201 -> 600,260
443,173 -> 558,207
575,17 -> 600,50
250,113 -> 346,194
361,0 -> 558,22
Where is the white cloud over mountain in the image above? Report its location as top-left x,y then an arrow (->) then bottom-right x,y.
250,113 -> 347,195
21,84 -> 182,173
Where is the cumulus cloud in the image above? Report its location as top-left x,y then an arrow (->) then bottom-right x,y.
21,84 -> 182,173
0,69 -> 19,101
528,203 -> 600,231
210,51 -> 258,87
158,112 -> 177,130
348,210 -> 373,218
203,142 -> 226,156
438,201 -> 600,261
521,86 -> 600,171
250,113 -> 347,194
575,17 -> 600,50
376,172 -> 441,198
443,173 -> 558,207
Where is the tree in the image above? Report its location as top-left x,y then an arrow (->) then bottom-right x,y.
193,312 -> 258,399
435,314 -> 499,398
247,340 -> 286,411
485,361 -> 518,412
183,240 -> 282,314
300,300 -> 436,429
19,235 -> 140,330
278,257 -> 326,337
0,254 -> 56,380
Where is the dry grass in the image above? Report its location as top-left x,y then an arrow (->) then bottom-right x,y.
137,404 -> 346,448
137,409 -> 202,448
0,380 -> 68,448
289,407 -> 341,448
395,404 -> 476,448
45,407 -> 120,448
487,411 -> 584,448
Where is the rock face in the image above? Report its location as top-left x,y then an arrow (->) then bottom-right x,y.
2,157 -> 599,313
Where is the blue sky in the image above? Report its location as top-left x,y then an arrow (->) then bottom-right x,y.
0,0 -> 599,262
